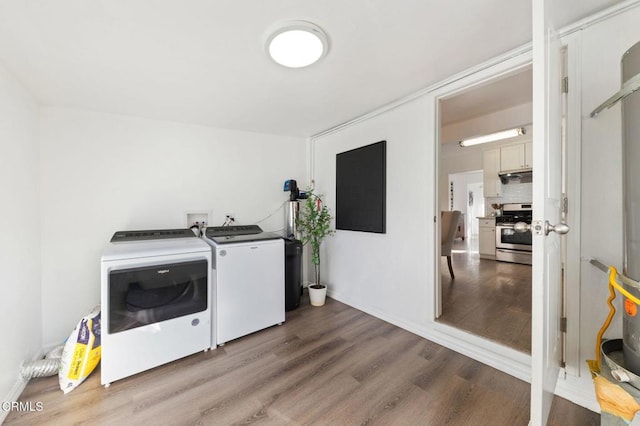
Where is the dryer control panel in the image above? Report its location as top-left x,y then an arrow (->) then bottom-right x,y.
205,225 -> 263,238
111,229 -> 196,242
205,225 -> 282,245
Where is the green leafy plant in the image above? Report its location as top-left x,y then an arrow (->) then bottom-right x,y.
296,189 -> 335,288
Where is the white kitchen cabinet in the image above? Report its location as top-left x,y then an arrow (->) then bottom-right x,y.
500,141 -> 532,171
483,148 -> 502,197
478,218 -> 496,260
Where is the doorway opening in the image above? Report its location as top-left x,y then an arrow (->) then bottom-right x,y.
436,64 -> 533,354
452,171 -> 485,241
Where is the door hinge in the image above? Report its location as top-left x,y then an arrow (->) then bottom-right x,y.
560,317 -> 567,333
434,216 -> 437,223
562,76 -> 569,94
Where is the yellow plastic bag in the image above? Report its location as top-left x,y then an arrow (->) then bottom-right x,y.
58,306 -> 101,394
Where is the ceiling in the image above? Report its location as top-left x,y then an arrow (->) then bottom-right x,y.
0,0 -> 623,137
440,67 -> 533,127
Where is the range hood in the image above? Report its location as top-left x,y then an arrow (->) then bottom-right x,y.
499,169 -> 532,184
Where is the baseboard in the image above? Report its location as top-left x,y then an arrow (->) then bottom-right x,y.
1,348 -> 45,424
554,372 -> 600,413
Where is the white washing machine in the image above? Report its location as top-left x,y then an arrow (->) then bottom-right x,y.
203,225 -> 284,346
100,229 -> 213,386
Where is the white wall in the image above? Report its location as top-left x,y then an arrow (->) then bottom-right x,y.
39,108 -> 307,346
576,5 -> 640,382
439,143 -> 485,210
0,63 -> 41,410
448,171 -> 483,236
449,171 -> 483,212
312,96 -> 434,327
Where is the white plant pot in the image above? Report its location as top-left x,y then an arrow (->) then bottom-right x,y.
308,284 -> 327,306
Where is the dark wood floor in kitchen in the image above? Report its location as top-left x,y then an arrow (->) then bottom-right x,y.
439,237 -> 532,353
6,293 -> 596,425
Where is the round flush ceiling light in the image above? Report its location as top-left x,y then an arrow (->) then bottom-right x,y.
266,21 -> 329,68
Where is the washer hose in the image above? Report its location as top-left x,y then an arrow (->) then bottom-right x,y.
20,345 -> 64,380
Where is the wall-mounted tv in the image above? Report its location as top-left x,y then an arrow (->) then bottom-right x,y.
336,140 -> 386,233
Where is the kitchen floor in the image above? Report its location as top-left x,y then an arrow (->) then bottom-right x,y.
438,236 -> 532,353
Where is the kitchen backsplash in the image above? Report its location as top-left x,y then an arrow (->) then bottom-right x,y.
485,182 -> 532,214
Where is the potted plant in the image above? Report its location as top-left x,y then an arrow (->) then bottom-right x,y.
296,189 -> 335,306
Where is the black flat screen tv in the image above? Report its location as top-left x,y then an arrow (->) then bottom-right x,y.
335,140 -> 386,233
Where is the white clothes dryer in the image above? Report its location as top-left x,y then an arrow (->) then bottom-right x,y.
100,229 -> 213,386
203,225 -> 284,347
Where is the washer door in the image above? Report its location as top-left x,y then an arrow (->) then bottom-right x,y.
108,259 -> 207,334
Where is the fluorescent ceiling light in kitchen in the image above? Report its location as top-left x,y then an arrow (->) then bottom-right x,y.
458,127 -> 526,147
267,21 -> 328,68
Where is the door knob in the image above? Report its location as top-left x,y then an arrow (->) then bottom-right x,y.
513,222 -> 530,233
545,221 -> 569,235
515,220 -> 569,236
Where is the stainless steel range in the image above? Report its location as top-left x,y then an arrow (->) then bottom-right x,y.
495,203 -> 533,265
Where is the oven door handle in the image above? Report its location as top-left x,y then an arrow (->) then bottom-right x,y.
514,220 -> 570,236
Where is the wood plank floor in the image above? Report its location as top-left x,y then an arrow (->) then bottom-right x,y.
5,293 -> 596,425
439,237 -> 532,353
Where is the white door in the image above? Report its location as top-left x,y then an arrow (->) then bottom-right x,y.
531,0 -> 566,424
